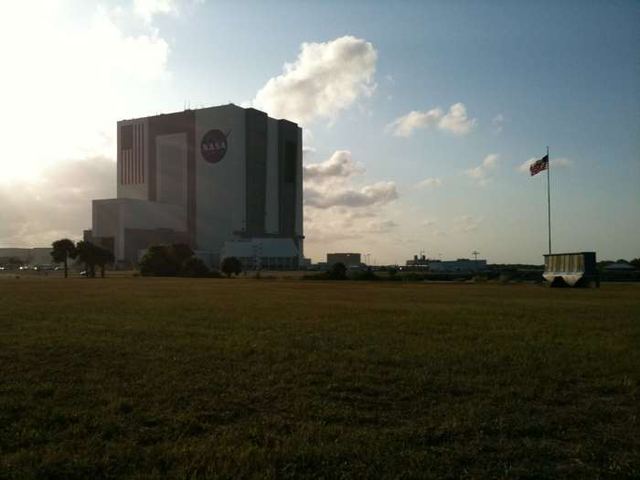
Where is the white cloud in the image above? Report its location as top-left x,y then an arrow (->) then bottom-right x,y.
422,218 -> 437,227
365,219 -> 398,233
482,153 -> 499,168
453,215 -> 482,233
416,177 -> 443,189
304,150 -> 364,181
306,181 -> 398,208
337,208 -> 377,221
464,154 -> 499,185
386,108 -> 443,137
302,129 -> 316,159
464,166 -> 484,179
253,35 -> 378,125
518,157 -> 573,173
87,8 -> 170,81
554,157 -> 573,168
134,0 -> 178,22
387,102 -> 477,137
303,206 -> 397,245
0,2 -> 171,183
438,103 -> 477,135
0,157 -> 116,246
303,150 -> 397,208
302,150 -> 399,247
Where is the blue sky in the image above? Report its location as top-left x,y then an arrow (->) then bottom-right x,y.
0,0 -> 638,264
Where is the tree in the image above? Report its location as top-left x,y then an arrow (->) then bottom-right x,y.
51,239 -> 77,278
181,256 -> 210,277
75,241 -> 98,278
73,241 -> 113,278
630,258 -> 640,269
139,244 -> 195,276
169,244 -> 194,267
221,256 -> 242,278
139,245 -> 175,276
94,246 -> 114,278
328,262 -> 347,280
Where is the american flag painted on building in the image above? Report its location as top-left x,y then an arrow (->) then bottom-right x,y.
120,123 -> 145,185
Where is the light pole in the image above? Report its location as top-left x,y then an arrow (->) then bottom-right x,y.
472,250 -> 480,272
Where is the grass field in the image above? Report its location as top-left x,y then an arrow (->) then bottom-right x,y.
1,277 -> 639,479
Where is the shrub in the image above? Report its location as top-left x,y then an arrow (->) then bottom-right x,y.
139,246 -> 177,276
302,273 -> 329,280
181,257 -> 210,277
139,244 -> 194,276
169,244 -> 194,266
328,262 -> 347,280
402,272 -> 426,282
221,257 -> 242,278
351,268 -> 379,281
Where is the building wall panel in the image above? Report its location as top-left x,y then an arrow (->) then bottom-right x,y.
245,109 -> 268,236
265,118 -> 280,234
156,133 -> 187,209
194,105 -> 246,256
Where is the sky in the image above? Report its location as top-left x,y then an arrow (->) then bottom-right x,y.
0,0 -> 638,264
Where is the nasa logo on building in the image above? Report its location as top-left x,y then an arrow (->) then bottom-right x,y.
201,129 -> 229,163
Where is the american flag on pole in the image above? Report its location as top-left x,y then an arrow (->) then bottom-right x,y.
530,154 -> 549,176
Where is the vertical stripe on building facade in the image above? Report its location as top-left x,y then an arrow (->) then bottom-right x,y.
138,123 -> 144,183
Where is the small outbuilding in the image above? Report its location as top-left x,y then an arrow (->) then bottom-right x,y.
543,252 -> 599,287
603,262 -> 636,272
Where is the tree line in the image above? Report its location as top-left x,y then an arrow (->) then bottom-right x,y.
49,240 -> 244,278
138,244 -> 243,278
50,239 -> 114,278
47,238 -> 640,280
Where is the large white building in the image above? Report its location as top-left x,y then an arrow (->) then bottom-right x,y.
86,104 -> 303,268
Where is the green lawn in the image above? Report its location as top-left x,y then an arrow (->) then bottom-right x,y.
1,278 -> 638,479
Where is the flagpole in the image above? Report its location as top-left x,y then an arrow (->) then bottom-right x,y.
546,146 -> 551,255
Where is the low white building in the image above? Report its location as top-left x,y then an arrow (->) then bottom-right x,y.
429,259 -> 487,273
220,238 -> 300,270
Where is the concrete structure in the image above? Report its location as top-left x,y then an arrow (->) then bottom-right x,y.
543,252 -> 599,287
86,104 -> 303,268
327,253 -> 362,268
